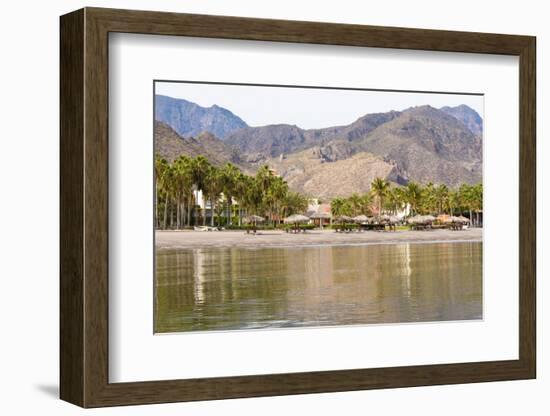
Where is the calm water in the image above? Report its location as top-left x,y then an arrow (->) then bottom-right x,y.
155,242 -> 482,333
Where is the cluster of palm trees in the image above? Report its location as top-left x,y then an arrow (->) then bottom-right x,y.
155,155 -> 309,229
156,153 -> 483,230
331,178 -> 483,225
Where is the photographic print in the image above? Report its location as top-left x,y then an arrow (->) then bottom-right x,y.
153,81 -> 483,334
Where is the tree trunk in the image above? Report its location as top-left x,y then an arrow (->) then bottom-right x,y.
227,198 -> 232,226
202,197 -> 206,226
155,185 -> 159,229
181,198 -> 186,228
163,195 -> 169,229
181,198 -> 189,228
169,204 -> 173,229
177,199 -> 180,228
210,199 -> 215,227
189,199 -> 193,226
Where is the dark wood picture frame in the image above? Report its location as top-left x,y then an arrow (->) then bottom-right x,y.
60,7 -> 536,408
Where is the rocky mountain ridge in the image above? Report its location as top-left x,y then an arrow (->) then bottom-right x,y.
155,94 -> 248,139
155,95 -> 483,194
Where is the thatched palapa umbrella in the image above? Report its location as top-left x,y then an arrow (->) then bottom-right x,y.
407,215 -> 435,225
352,215 -> 368,224
388,215 -> 400,225
376,214 -> 392,224
309,212 -> 332,229
243,215 -> 265,234
284,214 -> 310,224
439,215 -> 467,224
335,215 -> 353,223
284,214 -> 310,233
243,215 -> 265,224
407,215 -> 422,224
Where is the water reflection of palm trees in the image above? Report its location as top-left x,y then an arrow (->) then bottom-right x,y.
193,249 -> 205,305
155,243 -> 482,333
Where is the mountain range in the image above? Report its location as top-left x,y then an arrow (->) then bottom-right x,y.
155,94 -> 248,139
154,94 -> 483,197
440,104 -> 483,136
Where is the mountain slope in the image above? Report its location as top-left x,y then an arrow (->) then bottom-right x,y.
225,111 -> 400,158
356,105 -> 482,186
265,147 -> 407,199
228,105 -> 482,187
155,95 -> 248,139
154,121 -> 244,166
440,104 -> 483,136
155,96 -> 483,192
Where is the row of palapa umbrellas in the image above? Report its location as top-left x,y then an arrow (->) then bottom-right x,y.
245,213 -> 470,225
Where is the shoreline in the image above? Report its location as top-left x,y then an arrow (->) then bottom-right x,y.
155,228 -> 483,250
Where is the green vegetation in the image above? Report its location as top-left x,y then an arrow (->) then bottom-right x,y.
156,154 -> 483,231
329,177 -> 482,225
155,155 -> 308,229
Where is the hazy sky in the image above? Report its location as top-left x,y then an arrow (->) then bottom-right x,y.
155,81 -> 484,130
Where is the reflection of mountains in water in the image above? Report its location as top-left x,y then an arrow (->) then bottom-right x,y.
155,95 -> 483,196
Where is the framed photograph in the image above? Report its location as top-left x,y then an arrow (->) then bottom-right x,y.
60,7 -> 536,407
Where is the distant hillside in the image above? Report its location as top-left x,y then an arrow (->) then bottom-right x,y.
155,95 -> 248,139
352,105 -> 482,187
225,111 -> 400,158
440,104 -> 483,136
154,121 -> 244,167
154,96 -> 483,193
227,105 -> 482,187
265,147 -> 408,199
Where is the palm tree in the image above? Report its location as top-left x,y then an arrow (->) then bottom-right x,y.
220,163 -> 241,225
331,197 -> 345,217
472,183 -> 483,226
242,175 -> 264,218
154,155 -> 168,229
359,193 -> 373,215
190,156 -> 212,225
173,156 -> 193,228
162,164 -> 178,228
347,193 -> 363,216
256,165 -> 274,192
370,177 -> 390,216
433,184 -> 449,215
281,191 -> 308,217
268,176 -> 289,225
448,189 -> 461,216
204,166 -> 223,226
459,183 -> 475,224
405,182 -> 423,216
254,165 -> 282,222
154,154 -> 484,231
385,186 -> 405,215
422,182 -> 436,214
233,172 -> 249,225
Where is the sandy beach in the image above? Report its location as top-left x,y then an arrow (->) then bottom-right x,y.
155,228 -> 482,250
